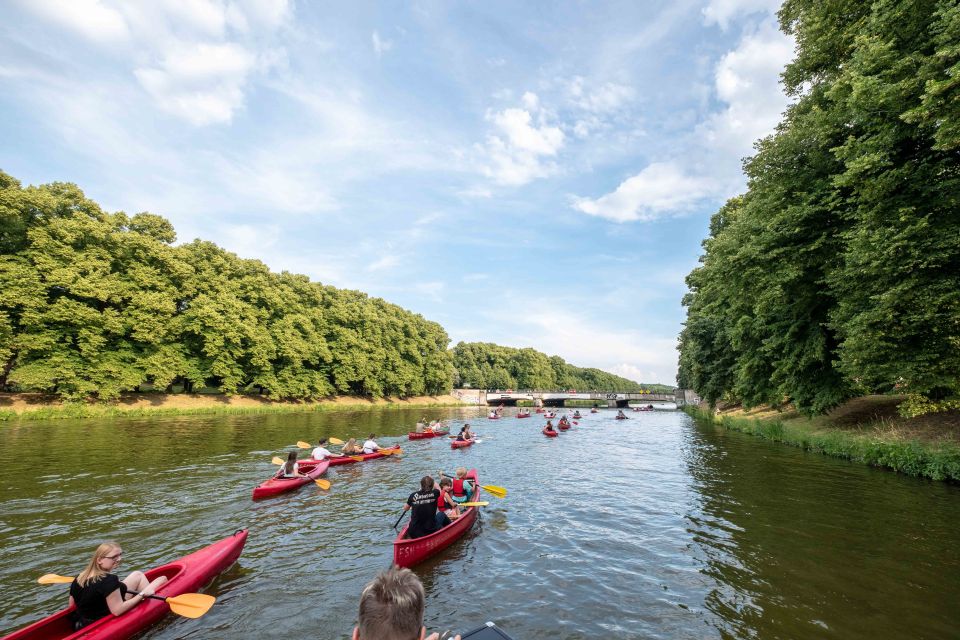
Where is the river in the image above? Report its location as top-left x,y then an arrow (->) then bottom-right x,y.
1,407 -> 958,639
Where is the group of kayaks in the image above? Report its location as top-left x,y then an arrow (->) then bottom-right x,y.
252,447 -> 403,499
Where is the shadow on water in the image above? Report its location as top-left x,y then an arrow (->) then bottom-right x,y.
0,407 -> 958,639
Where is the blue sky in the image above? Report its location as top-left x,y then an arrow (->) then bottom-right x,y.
0,0 -> 793,385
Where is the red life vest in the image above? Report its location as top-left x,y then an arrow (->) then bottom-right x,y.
452,478 -> 468,497
437,489 -> 451,509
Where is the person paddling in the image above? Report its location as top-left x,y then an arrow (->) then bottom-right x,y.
353,566 -> 460,640
341,438 -> 362,455
573,411 -> 582,419
279,451 -> 309,478
362,434 -> 381,454
455,424 -> 473,442
402,476 -> 449,539
68,543 -> 168,630
544,422 -> 558,435
311,438 -> 333,461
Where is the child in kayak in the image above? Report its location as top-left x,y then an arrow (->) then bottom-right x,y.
362,434 -> 381,454
311,438 -> 333,461
353,566 -> 460,640
442,467 -> 475,505
279,451 -> 309,478
341,438 -> 362,455
68,543 -> 168,630
437,477 -> 461,521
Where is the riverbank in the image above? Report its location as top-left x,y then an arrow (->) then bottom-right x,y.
684,396 -> 960,481
0,392 -> 471,421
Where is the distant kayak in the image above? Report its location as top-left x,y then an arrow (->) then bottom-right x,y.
409,430 -> 449,440
253,461 -> 328,499
451,439 -> 475,449
543,428 -> 558,437
301,448 -> 401,467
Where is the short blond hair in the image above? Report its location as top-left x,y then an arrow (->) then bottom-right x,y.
357,566 -> 425,640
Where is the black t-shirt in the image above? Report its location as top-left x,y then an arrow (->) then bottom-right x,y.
406,488 -> 441,539
70,574 -> 127,622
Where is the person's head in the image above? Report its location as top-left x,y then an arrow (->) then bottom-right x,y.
419,475 -> 435,491
439,477 -> 452,490
460,425 -> 467,433
354,566 -> 426,640
77,542 -> 123,587
318,438 -> 328,446
284,450 -> 298,473
455,467 -> 467,479
347,438 -> 357,446
369,433 -> 376,440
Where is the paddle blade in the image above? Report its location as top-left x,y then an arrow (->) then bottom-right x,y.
38,574 -> 74,584
460,501 -> 489,507
271,457 -> 285,465
314,478 -> 331,490
297,441 -> 312,449
380,447 -> 402,456
165,593 -> 216,619
347,455 -> 365,462
480,484 -> 508,499
328,437 -> 345,445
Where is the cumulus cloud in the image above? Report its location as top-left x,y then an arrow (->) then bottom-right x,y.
21,0 -> 130,44
567,76 -> 634,114
702,0 -> 784,30
479,91 -> 565,185
572,162 -> 715,222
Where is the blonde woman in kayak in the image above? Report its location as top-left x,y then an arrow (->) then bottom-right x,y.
68,543 -> 168,630
341,438 -> 362,455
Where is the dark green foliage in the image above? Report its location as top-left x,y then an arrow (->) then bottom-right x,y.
678,0 -> 960,414
0,173 -> 453,401
451,341 -> 659,391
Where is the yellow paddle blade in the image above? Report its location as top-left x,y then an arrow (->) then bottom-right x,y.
380,447 -> 402,456
297,441 -> 312,449
271,457 -> 285,465
347,455 -> 365,462
460,501 -> 489,507
328,437 -> 345,445
165,593 -> 216,619
314,478 -> 331,490
480,484 -> 508,499
38,574 -> 74,584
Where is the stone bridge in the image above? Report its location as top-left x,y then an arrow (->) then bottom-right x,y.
455,389 -> 681,408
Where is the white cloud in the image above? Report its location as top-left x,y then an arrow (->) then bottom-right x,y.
20,0 -> 130,44
372,30 -> 393,57
367,255 -> 401,272
567,76 -> 634,114
572,162 -> 715,223
478,92 -> 565,185
702,0 -> 784,30
135,42 -> 258,125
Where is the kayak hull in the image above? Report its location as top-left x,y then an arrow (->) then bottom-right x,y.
516,414 -> 530,419
252,461 -> 328,499
3,530 -> 248,640
301,448 -> 401,467
543,428 -> 558,437
408,431 -> 448,440
451,439 -> 474,449
558,424 -> 571,431
393,470 -> 480,567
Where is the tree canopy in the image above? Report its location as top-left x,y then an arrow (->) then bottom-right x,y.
677,0 -> 960,414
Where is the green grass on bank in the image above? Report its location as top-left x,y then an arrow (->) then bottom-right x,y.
0,400 -> 466,422
683,404 -> 960,482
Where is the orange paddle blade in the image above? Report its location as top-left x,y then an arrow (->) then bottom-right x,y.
38,574 -> 74,584
297,441 -> 312,449
271,457 -> 285,465
164,593 -> 216,618
314,478 -> 331,490
328,437 -> 345,445
460,501 -> 489,507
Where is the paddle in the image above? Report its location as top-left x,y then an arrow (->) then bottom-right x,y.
267,458 -> 331,490
37,576 -> 215,618
440,473 -> 507,499
459,501 -> 489,507
297,437 -> 345,449
393,510 -> 408,530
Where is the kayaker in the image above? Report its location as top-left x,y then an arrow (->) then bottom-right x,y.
403,475 -> 449,539
558,416 -> 570,427
279,451 -> 309,478
353,566 -> 460,640
455,424 -> 473,441
488,409 -> 497,419
442,467 -> 475,506
544,422 -> 557,435
362,434 -> 381,454
68,542 -> 168,630
311,438 -> 333,461
415,420 -> 426,433
437,477 -> 461,521
616,409 -> 627,419
573,411 -> 582,419
341,438 -> 362,455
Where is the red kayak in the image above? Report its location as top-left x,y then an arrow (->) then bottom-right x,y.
4,530 -> 248,640
590,409 -> 599,413
558,423 -> 571,431
543,428 -> 558,437
543,413 -> 556,419
252,461 -> 329,499
300,447 -> 402,467
516,414 -> 531,419
535,408 -> 545,413
393,470 -> 480,567
408,430 -> 449,440
451,438 -> 474,449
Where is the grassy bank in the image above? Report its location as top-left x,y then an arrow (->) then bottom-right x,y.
684,396 -> 960,482
0,392 -> 471,422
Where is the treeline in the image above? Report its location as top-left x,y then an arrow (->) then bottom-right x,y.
677,0 -> 959,414
451,342 -> 664,392
0,171 -> 453,401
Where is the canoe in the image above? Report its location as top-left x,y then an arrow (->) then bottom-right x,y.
301,447 -> 402,467
516,414 -> 531,419
3,530 -> 248,640
543,413 -> 556,419
252,461 -> 329,499
543,428 -> 558,437
393,470 -> 480,567
558,423 -> 571,430
461,621 -> 516,640
451,439 -> 474,449
487,416 -> 500,420
408,430 -> 449,440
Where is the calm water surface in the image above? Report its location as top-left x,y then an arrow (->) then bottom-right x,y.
1,407 -> 958,639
